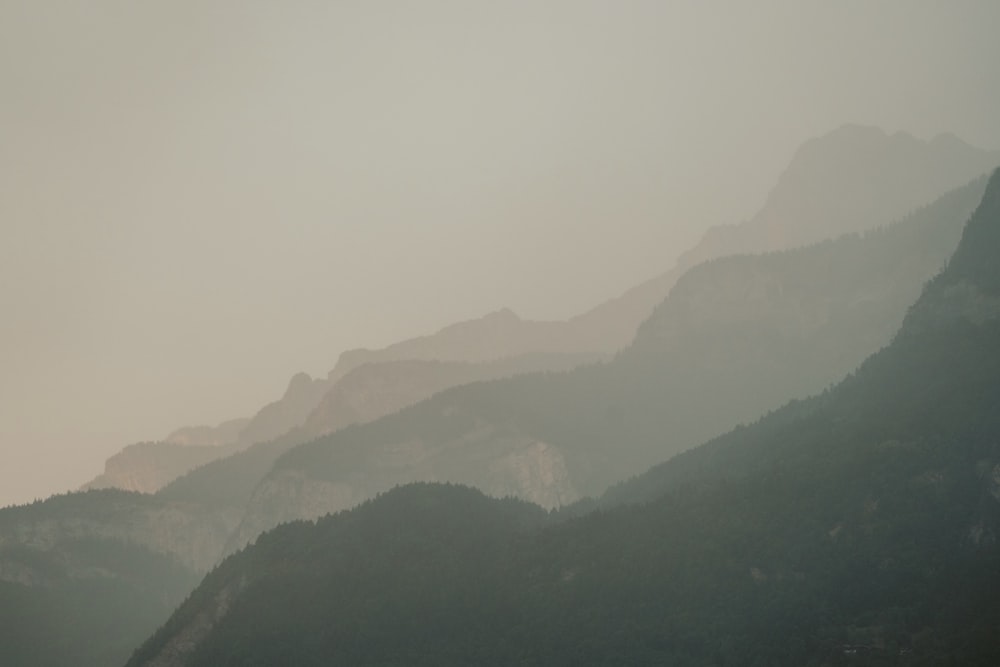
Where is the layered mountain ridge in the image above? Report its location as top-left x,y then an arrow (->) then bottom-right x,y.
223,173 -> 988,549
2,127 -> 996,667
127,166 -> 1000,667
82,125 -> 1000,496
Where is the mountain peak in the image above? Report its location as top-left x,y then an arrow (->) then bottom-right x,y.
670,125 -> 999,278
283,372 -> 315,400
484,307 -> 520,322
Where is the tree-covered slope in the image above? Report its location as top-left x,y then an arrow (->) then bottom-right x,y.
0,490 -> 210,667
128,169 -> 1000,666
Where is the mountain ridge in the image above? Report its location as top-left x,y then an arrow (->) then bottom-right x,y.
223,172 -> 989,551
126,167 -> 1000,667
81,125 -> 1000,497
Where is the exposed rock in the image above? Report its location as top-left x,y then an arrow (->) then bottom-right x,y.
83,442 -> 239,495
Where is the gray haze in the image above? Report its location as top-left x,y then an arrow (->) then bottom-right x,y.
2,0 -> 999,508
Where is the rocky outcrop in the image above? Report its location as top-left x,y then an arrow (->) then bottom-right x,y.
83,441 -> 239,494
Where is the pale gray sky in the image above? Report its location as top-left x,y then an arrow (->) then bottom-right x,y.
2,0 -> 999,507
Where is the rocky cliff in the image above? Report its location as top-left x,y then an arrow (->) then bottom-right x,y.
82,441 -> 241,495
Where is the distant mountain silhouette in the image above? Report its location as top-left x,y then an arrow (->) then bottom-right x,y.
6,128 -> 997,667
221,173 -> 990,550
126,168 -> 1000,667
86,125 -> 1000,495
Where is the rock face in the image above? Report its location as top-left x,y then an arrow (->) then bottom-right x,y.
83,441 -> 239,494
83,419 -> 250,494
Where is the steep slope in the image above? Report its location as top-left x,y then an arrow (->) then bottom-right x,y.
233,372 -> 331,447
127,169 -> 1000,667
83,441 -> 240,494
608,165 -> 1000,508
228,174 -> 987,546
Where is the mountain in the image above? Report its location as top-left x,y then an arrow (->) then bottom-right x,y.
0,490 -> 239,667
80,373 -> 329,495
154,351 -> 606,518
222,174 -> 989,548
84,125 -> 999,496
82,441 -> 241,494
301,353 -> 606,439
163,418 -> 250,447
563,125 -> 1000,349
83,323 -> 602,497
83,351 -> 601,496
126,168 -> 1000,666
5,129 -> 994,667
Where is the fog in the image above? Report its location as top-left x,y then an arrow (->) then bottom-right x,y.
2,0 -> 999,507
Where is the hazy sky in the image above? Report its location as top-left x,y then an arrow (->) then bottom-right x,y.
2,1 -> 999,507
